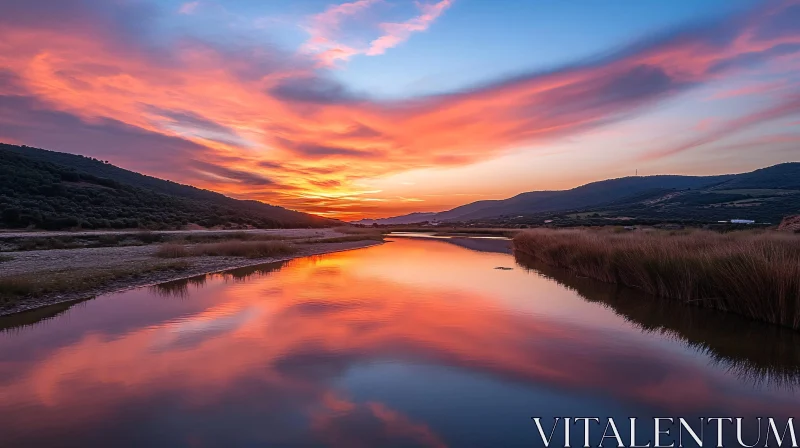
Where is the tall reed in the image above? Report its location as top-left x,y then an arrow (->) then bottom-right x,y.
512,229 -> 800,329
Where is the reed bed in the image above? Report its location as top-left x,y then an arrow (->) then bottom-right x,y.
512,229 -> 800,329
156,240 -> 297,259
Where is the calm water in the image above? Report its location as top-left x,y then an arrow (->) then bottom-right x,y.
0,236 -> 798,447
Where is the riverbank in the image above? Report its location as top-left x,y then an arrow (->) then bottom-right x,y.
0,229 -> 383,316
512,228 -> 800,330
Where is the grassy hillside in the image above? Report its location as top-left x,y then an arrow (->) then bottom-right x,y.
0,144 -> 336,230
710,163 -> 800,190
359,163 -> 800,226
583,188 -> 800,224
453,175 -> 734,221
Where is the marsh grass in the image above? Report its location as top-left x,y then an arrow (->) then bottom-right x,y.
334,226 -> 385,235
0,261 -> 191,303
178,231 -> 295,244
155,242 -> 190,258
514,252 -> 800,388
156,240 -> 297,259
193,240 -> 296,258
513,229 -> 800,329
389,227 -> 520,238
299,234 -> 384,244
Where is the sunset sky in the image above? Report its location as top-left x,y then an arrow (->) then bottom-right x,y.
1,0 -> 799,219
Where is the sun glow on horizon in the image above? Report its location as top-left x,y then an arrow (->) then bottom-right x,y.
0,0 -> 799,220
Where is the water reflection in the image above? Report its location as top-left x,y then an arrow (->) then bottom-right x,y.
0,238 -> 797,447
513,252 -> 800,390
149,275 -> 209,299
147,262 -> 286,299
425,236 -> 800,389
0,298 -> 90,334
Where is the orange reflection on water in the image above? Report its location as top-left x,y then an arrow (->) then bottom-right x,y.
0,238 -> 797,447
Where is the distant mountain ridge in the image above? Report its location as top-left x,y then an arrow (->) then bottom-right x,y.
353,212 -> 439,225
354,163 -> 800,225
0,143 -> 337,230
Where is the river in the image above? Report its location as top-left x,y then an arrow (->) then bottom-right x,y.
0,235 -> 798,447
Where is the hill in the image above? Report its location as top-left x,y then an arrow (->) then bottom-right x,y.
353,212 -> 437,226
0,143 -> 337,230
358,163 -> 800,225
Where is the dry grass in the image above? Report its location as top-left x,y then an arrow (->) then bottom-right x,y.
334,226 -> 386,235
0,261 -> 191,303
155,242 -> 190,258
179,231 -> 293,243
192,240 -> 296,258
300,234 -> 384,244
513,229 -> 800,329
156,240 -> 297,259
391,227 -> 520,237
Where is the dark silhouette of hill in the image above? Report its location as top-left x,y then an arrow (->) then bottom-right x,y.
708,163 -> 800,190
358,163 -> 800,225
0,143 -> 337,230
448,175 -> 733,220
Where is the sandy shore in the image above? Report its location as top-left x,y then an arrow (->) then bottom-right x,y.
0,231 -> 382,316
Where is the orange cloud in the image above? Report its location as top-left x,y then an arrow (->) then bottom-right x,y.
0,0 -> 798,219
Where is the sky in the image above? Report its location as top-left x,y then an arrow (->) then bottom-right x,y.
0,0 -> 799,220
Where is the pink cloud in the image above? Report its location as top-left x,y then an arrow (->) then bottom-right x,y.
308,0 -> 377,34
179,1 -> 200,15
694,117 -> 716,132
709,80 -> 787,100
317,44 -> 362,67
366,0 -> 453,56
301,0 -> 380,65
708,132 -> 800,154
642,94 -> 800,161
302,0 -> 454,66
